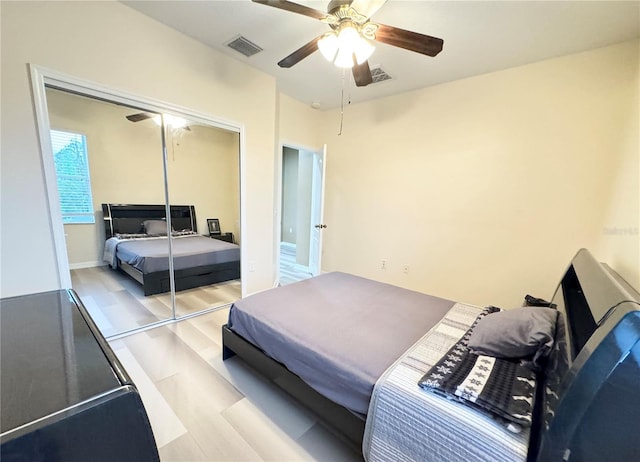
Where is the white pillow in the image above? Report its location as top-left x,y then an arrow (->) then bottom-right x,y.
143,219 -> 169,235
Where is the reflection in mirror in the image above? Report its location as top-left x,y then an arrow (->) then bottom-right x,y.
44,87 -> 174,337
164,115 -> 242,318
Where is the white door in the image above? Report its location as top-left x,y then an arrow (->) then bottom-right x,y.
308,145 -> 327,276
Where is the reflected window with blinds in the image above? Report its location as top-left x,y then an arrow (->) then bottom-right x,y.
50,130 -> 95,224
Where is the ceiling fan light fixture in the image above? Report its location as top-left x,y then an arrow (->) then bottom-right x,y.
318,23 -> 375,68
318,32 -> 339,62
337,24 -> 360,51
334,46 -> 355,68
253,0 -> 444,86
153,114 -> 187,129
354,36 -> 375,64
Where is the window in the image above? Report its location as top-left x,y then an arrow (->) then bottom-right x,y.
50,130 -> 95,224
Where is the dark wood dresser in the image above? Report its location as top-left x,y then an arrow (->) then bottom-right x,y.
0,290 -> 159,461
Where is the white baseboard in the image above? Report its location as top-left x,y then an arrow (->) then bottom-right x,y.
69,261 -> 105,270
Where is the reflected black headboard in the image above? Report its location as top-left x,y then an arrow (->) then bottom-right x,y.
532,249 -> 640,461
101,204 -> 197,239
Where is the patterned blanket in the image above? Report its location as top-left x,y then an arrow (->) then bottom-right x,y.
418,306 -> 536,429
363,303 -> 530,462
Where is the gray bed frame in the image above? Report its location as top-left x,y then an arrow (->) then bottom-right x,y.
222,249 -> 640,460
102,203 -> 240,296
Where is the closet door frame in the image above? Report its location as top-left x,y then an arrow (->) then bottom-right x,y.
30,64 -> 246,332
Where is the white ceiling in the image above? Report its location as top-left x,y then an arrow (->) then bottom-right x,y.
123,1 -> 640,110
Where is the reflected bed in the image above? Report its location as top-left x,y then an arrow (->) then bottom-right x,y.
102,203 -> 240,296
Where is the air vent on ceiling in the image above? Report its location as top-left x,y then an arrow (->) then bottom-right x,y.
226,36 -> 263,58
370,66 -> 392,84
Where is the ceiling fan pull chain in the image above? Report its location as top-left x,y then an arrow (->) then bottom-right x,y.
347,65 -> 353,106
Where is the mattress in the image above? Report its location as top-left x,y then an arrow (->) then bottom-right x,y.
227,272 -> 455,416
114,235 -> 240,273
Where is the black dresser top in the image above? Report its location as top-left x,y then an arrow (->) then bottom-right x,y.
1,290 -> 122,434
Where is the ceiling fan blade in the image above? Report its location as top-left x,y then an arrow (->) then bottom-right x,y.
126,112 -> 154,122
374,23 -> 443,57
252,0 -> 327,20
352,59 -> 373,87
349,0 -> 387,19
278,36 -> 321,68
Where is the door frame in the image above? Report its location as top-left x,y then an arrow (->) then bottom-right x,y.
276,141 -> 326,284
30,64 -> 247,296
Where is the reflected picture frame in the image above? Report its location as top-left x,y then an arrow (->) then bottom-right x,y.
207,218 -> 221,235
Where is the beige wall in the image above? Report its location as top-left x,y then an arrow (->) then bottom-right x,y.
166,121 -> 241,244
317,40 -> 639,308
2,0 -> 637,307
278,94 -> 323,149
46,88 -> 240,267
595,42 -> 640,288
1,1 -> 276,297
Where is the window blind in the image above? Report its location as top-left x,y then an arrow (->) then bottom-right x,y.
50,130 -> 95,224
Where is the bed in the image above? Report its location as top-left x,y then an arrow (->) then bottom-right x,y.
222,249 -> 640,461
102,203 -> 240,296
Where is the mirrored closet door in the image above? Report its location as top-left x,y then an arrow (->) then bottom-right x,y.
164,115 -> 242,319
45,88 -> 174,337
40,81 -> 242,338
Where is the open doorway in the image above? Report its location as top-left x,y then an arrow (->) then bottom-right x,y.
279,145 -> 326,285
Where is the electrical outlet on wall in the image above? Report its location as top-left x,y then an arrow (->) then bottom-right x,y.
381,259 -> 387,270
403,264 -> 409,274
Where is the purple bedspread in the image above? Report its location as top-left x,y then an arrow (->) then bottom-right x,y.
228,272 -> 455,416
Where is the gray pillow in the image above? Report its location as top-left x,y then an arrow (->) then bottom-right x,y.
467,306 -> 558,370
143,219 -> 169,235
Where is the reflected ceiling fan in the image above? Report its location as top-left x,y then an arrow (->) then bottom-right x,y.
253,0 -> 444,87
126,112 -> 191,130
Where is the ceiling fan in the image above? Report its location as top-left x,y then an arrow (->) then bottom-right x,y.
126,112 -> 191,130
253,0 -> 444,87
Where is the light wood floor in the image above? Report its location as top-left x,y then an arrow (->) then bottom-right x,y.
71,266 -> 241,338
76,241 -> 309,339
279,243 -> 313,286
75,243 -> 311,339
73,263 -> 360,460
108,307 -> 363,461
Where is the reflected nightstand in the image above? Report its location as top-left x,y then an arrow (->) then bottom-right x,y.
208,232 -> 234,243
